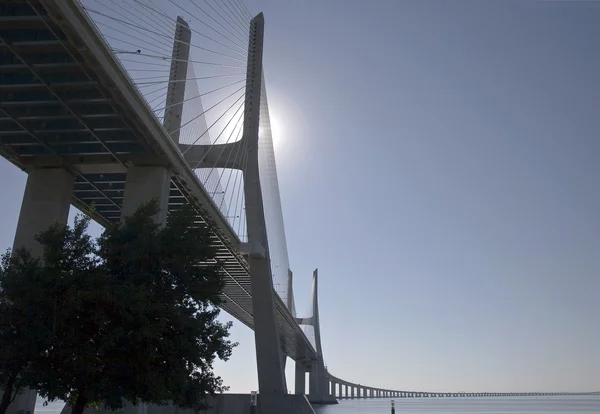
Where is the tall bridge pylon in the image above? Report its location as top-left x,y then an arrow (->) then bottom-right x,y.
295,270 -> 337,405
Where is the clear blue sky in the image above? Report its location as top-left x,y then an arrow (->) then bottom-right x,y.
1,0 -> 599,394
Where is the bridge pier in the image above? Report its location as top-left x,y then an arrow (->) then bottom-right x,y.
294,361 -> 306,395
5,168 -> 75,414
13,168 -> 75,256
121,166 -> 171,223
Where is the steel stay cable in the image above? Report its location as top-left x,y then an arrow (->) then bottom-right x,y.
211,0 -> 249,39
167,0 -> 248,53
176,86 -> 245,140
197,106 -> 243,209
187,98 -> 245,165
122,52 -> 245,69
186,0 -> 248,47
135,73 -> 245,86
118,58 -> 171,68
234,0 -> 254,21
224,0 -> 250,30
217,126 -> 244,212
139,0 -> 245,52
234,149 -> 249,236
84,6 -> 180,51
225,0 -> 250,25
133,0 -> 248,55
124,68 -> 171,72
85,6 -> 246,61
231,0 -> 253,21
227,130 -> 249,234
149,90 -> 169,110
98,0 -> 175,40
95,19 -> 175,52
204,0 -> 248,42
218,0 -> 249,36
200,106 -> 244,186
135,73 -> 244,84
154,78 -> 246,113
104,34 -> 173,58
116,0 -> 176,38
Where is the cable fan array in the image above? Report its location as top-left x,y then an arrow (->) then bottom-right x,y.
81,0 -> 252,241
81,0 -> 294,309
297,281 -> 317,351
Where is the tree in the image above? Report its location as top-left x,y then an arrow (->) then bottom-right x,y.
0,201 -> 236,414
0,249 -> 54,414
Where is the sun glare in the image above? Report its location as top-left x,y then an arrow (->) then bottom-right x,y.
269,110 -> 285,148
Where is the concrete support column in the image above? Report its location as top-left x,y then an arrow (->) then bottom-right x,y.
294,361 -> 306,394
13,168 -> 75,256
121,166 -> 171,223
6,167 -> 75,414
345,385 -> 348,398
308,363 -> 318,397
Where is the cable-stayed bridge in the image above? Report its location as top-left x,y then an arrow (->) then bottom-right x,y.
0,1 -> 598,413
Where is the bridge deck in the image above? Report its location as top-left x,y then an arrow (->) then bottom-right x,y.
0,0 -> 315,362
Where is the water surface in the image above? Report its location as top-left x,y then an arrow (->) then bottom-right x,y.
36,395 -> 600,414
314,396 -> 600,414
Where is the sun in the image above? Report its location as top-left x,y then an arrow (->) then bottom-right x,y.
269,110 -> 285,148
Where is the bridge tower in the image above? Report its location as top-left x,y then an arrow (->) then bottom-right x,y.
175,12 -> 314,414
296,269 -> 337,404
241,13 -> 290,406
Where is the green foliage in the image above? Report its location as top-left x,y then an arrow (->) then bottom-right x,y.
0,248 -> 53,414
0,201 -> 236,414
